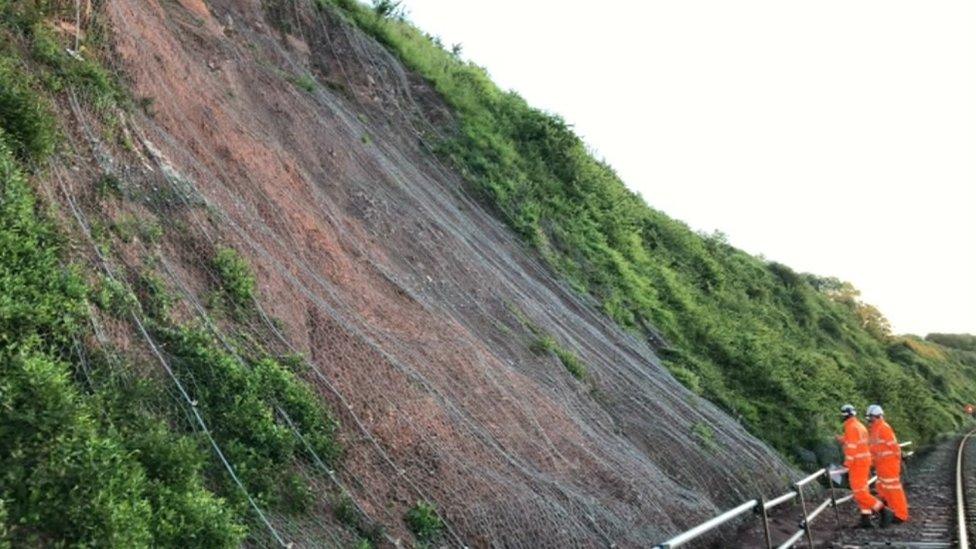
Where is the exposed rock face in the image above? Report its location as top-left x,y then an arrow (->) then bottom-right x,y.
67,0 -> 796,544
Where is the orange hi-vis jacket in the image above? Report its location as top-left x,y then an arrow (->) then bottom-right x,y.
840,416 -> 882,514
868,418 -> 901,465
869,418 -> 909,521
841,417 -> 872,469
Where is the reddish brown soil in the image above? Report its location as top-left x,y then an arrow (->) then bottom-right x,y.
53,0 -> 800,545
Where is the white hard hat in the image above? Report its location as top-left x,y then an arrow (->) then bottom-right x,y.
840,404 -> 856,417
866,404 -> 884,417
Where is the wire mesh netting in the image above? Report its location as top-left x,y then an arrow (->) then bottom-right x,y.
37,0 -> 800,545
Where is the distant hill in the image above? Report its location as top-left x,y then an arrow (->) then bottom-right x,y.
927,333 -> 976,352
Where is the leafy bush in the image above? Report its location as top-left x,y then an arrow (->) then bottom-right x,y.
691,421 -> 717,452
404,501 -> 444,544
289,72 -> 317,93
213,246 -> 256,308
530,335 -> 586,379
0,58 -> 56,163
553,346 -> 586,380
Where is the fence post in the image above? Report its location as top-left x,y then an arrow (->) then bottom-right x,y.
827,472 -> 840,522
794,483 -> 815,548
756,496 -> 773,549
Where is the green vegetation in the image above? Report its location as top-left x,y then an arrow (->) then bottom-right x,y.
320,0 -> 976,462
110,212 -> 162,244
0,58 -> 56,162
531,336 -> 587,380
146,322 -> 341,511
692,421 -> 717,452
213,246 -> 257,308
0,115 -> 244,545
1,2 -> 122,109
289,72 -> 317,93
512,302 -> 588,381
404,501 -> 444,545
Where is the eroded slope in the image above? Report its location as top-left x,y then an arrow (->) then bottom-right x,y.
44,0 -> 799,545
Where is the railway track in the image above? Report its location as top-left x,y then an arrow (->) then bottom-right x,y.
959,430 -> 976,549
826,428 -> 976,548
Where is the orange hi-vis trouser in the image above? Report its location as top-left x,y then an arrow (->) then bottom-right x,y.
848,460 -> 882,514
842,417 -> 883,515
876,460 -> 909,521
870,419 -> 909,521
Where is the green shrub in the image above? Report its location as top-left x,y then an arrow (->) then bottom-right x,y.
289,72 -> 317,93
669,366 -> 702,395
927,333 -> 976,352
692,422 -> 717,452
404,501 -> 444,544
553,346 -> 586,380
26,20 -> 122,110
213,246 -> 256,308
529,335 -> 555,355
530,336 -> 586,379
137,270 -> 175,319
0,58 -> 56,163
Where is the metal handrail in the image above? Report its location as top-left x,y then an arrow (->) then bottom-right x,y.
656,499 -> 758,548
777,528 -> 805,549
796,468 -> 826,487
805,498 -> 833,525
654,440 -> 914,548
764,491 -> 798,510
775,498 -> 832,549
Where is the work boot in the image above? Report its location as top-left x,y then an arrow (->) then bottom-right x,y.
879,507 -> 895,528
857,514 -> 874,528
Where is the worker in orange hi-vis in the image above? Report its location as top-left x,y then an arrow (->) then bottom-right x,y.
867,404 -> 909,525
836,404 -> 887,528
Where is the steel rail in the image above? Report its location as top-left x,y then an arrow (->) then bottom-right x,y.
957,430 -> 975,549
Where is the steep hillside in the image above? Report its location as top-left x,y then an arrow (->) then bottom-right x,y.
0,0 -> 972,547
1,0 -> 794,546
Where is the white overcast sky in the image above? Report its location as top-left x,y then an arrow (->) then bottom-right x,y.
398,1 -> 976,336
